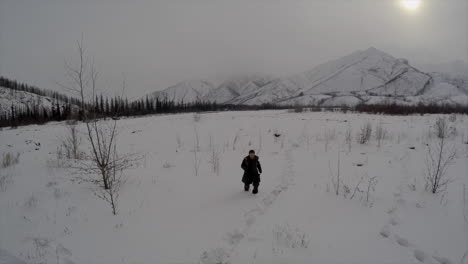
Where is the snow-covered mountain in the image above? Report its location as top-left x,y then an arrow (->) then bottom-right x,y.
147,48 -> 468,106
149,79 -> 216,103
228,47 -> 434,106
149,75 -> 274,104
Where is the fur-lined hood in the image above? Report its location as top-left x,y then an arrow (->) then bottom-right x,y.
244,155 -> 259,160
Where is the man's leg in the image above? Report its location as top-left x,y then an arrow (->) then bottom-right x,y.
244,183 -> 250,191
252,174 -> 260,194
252,182 -> 259,194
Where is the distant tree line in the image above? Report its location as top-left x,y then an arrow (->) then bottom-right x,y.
0,101 -> 74,128
354,103 -> 468,115
0,76 -> 225,128
0,76 -> 79,127
92,95 -> 221,118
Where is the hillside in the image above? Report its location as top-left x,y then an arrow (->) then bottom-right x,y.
0,86 -> 69,115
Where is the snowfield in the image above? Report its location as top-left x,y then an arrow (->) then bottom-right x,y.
1,110 -> 467,264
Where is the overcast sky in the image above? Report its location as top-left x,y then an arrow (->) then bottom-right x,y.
1,0 -> 467,99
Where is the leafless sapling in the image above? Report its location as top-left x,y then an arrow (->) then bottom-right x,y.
62,38 -> 132,214
425,118 -> 457,194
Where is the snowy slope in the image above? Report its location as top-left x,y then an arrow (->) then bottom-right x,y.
150,79 -> 216,102
415,73 -> 468,105
203,74 -> 274,103
0,86 -> 69,115
0,111 -> 467,264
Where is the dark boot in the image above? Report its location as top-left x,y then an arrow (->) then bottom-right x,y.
252,185 -> 258,194
244,183 -> 250,191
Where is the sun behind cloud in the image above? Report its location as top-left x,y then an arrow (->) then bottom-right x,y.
401,0 -> 422,11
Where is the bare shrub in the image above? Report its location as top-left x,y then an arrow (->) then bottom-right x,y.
193,127 -> 201,176
272,224 -> 310,250
463,184 -> 467,223
232,131 -> 240,151
51,146 -> 69,168
365,176 -> 378,205
193,148 -> 201,177
56,146 -> 64,161
396,131 -> 406,144
2,152 -> 20,168
193,112 -> 201,122
345,122 -> 352,153
209,134 -> 215,150
0,173 -> 13,192
324,128 -> 336,152
61,122 -> 83,159
162,161 -> 174,168
434,117 -> 449,139
342,184 -> 351,198
329,151 -> 341,196
345,174 -> 378,207
448,113 -> 457,122
408,177 -> 417,192
207,135 -> 221,175
293,106 -> 304,113
200,248 -> 229,264
357,120 -> 372,144
375,120 -> 388,148
258,130 -> 263,154
175,133 -> 183,151
208,146 -> 221,176
24,193 -> 38,209
349,176 -> 364,200
191,126 -> 200,152
30,237 -> 51,261
300,124 -> 311,150
425,119 -> 457,194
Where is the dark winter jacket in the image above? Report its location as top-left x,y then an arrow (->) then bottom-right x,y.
241,155 -> 262,185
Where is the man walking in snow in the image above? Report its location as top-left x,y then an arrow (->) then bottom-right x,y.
241,150 -> 262,194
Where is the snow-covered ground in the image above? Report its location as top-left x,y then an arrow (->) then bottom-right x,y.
1,110 -> 467,264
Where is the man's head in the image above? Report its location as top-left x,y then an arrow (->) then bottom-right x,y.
249,150 -> 255,159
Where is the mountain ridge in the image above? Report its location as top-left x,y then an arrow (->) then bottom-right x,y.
148,47 -> 468,106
